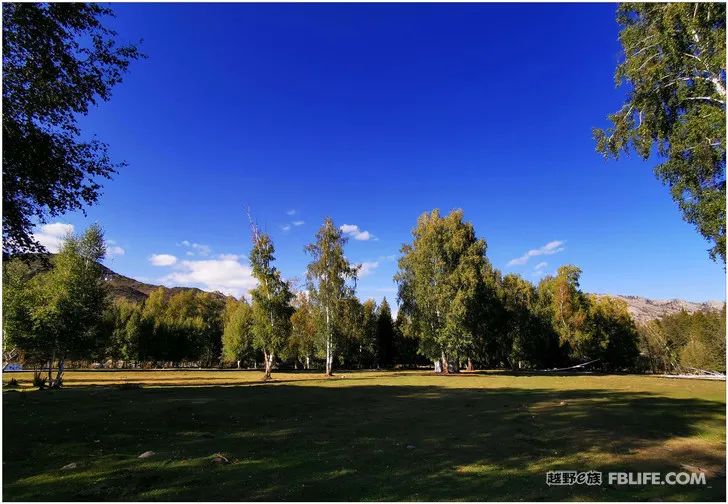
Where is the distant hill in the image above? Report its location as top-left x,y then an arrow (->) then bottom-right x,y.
594,294 -> 724,325
100,264 -> 230,303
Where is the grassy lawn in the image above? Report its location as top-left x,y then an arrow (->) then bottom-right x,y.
2,370 -> 725,501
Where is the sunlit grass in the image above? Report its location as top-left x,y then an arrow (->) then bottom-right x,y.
3,370 -> 725,501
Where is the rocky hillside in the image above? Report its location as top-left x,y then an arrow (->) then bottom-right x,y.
594,294 -> 724,325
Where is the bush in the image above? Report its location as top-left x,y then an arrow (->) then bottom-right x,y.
117,382 -> 143,390
4,378 -> 20,388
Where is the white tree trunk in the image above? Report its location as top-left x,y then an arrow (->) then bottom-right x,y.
263,351 -> 274,379
54,359 -> 65,386
325,305 -> 333,375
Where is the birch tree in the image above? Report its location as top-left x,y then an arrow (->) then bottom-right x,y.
395,209 -> 490,373
3,3 -> 142,255
249,230 -> 294,380
595,2 -> 726,263
222,298 -> 254,368
304,218 -> 358,376
3,224 -> 108,387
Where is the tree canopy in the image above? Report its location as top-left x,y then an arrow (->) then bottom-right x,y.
2,3 -> 142,255
594,2 -> 726,263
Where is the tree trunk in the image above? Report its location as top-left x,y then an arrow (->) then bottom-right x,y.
48,351 -> 54,384
263,351 -> 274,380
467,358 -> 474,372
440,351 -> 449,374
305,355 -> 310,370
53,359 -> 65,388
325,305 -> 333,376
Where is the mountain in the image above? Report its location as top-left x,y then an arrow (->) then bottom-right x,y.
10,254 -> 231,303
100,264 -> 230,302
594,294 -> 724,325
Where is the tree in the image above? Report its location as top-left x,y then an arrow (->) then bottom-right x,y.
2,3 -> 143,255
639,305 -> 726,373
586,296 -> 640,371
105,299 -> 144,364
392,311 -> 421,368
305,217 -> 358,376
395,209 -> 490,373
2,258 -> 42,364
3,224 -> 108,386
287,293 -> 318,369
140,287 -> 167,362
496,273 -> 560,370
336,296 -> 366,369
249,230 -> 294,380
537,265 -> 590,363
222,298 -> 254,368
375,298 -> 395,368
194,292 -> 225,366
595,3 -> 726,262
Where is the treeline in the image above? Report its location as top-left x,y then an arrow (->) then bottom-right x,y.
394,210 -> 642,373
102,290 -> 225,367
3,210 -> 726,384
97,288 -> 409,371
638,307 -> 726,374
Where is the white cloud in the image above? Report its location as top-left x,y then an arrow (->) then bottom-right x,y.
33,222 -> 74,252
358,261 -> 379,277
287,209 -> 297,216
340,224 -> 375,241
160,257 -> 257,298
107,245 -> 125,258
149,254 -> 178,266
507,240 -> 565,266
179,240 -> 211,256
281,219 -> 303,232
532,262 -> 549,278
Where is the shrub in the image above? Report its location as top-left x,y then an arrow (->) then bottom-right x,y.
117,382 -> 143,390
5,378 -> 20,388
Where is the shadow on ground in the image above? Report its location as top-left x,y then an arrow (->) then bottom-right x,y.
3,382 -> 725,501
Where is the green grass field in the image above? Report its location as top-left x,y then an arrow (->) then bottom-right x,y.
2,370 -> 725,501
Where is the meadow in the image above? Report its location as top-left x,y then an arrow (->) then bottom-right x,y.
2,370 -> 726,501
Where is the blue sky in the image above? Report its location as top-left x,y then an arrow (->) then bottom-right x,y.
35,3 -> 725,303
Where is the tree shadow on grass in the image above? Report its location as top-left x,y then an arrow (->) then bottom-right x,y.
3,383 -> 725,501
